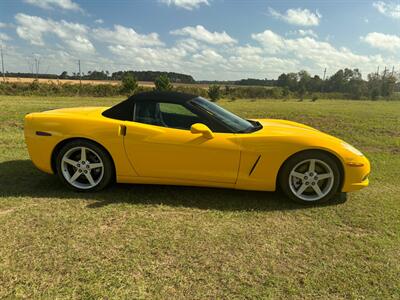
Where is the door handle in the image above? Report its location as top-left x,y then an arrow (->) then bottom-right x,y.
118,125 -> 127,136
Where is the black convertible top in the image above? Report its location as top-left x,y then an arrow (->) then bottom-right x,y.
132,91 -> 197,103
102,91 -> 198,121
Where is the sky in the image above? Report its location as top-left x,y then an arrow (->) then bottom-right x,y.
0,0 -> 400,80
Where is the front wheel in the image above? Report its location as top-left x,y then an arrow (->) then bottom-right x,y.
56,140 -> 114,191
279,151 -> 342,204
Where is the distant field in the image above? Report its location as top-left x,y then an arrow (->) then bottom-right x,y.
0,96 -> 399,298
2,77 -> 212,88
3,76 -> 148,86
1,77 -> 274,89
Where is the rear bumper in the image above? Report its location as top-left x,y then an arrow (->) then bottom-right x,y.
24,114 -> 55,174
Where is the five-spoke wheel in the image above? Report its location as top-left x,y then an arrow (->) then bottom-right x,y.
56,140 -> 113,191
279,151 -> 342,204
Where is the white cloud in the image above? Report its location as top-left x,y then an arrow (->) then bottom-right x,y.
159,0 -> 209,10
298,29 -> 318,38
192,49 -> 225,65
64,36 -> 95,53
93,25 -> 163,47
362,32 -> 400,52
0,22 -> 8,28
24,0 -> 82,11
94,19 -> 104,24
171,25 -> 237,45
287,29 -> 318,38
15,13 -> 95,53
269,7 -> 321,26
251,29 -> 388,75
373,1 -> 400,19
0,32 -> 11,41
108,44 -> 188,70
251,30 -> 285,53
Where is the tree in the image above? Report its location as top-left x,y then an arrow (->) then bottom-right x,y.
154,74 -> 173,91
277,73 -> 298,91
381,74 -> 396,97
59,71 -> 68,79
208,85 -> 221,102
348,78 -> 366,99
298,84 -> 306,101
309,75 -> 323,93
121,73 -> 138,96
282,86 -> 290,98
298,70 -> 311,94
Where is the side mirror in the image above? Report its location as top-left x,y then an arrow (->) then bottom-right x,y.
190,123 -> 214,139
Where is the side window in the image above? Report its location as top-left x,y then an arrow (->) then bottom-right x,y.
134,102 -> 202,130
134,102 -> 163,126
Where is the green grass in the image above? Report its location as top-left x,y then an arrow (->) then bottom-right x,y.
0,96 -> 399,299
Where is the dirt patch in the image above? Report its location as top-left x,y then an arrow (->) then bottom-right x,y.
0,209 -> 15,216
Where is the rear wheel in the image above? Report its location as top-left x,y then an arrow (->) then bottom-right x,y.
279,151 -> 342,204
56,140 -> 113,191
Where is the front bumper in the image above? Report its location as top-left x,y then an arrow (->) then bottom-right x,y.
342,155 -> 371,192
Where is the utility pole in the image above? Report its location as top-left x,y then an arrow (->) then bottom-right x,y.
321,68 -> 327,93
0,45 -> 5,82
391,66 -> 395,76
78,59 -> 82,86
34,57 -> 40,79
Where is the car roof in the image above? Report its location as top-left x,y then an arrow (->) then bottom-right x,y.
102,91 -> 199,121
129,91 -> 198,103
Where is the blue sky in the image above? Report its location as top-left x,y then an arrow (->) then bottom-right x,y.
0,0 -> 399,80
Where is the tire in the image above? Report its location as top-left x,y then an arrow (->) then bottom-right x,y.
279,151 -> 342,204
56,139 -> 114,192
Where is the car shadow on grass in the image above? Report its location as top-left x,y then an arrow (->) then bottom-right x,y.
0,160 -> 346,211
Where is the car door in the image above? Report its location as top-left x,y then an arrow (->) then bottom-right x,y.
123,101 -> 241,183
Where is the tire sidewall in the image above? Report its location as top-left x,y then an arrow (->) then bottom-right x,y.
279,151 -> 341,204
56,140 -> 114,192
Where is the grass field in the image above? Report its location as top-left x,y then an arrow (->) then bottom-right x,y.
0,95 -> 399,299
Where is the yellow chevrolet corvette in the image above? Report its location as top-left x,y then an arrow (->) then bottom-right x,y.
24,91 -> 370,204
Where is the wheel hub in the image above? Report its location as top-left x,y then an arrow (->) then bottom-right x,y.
61,147 -> 104,190
289,159 -> 335,202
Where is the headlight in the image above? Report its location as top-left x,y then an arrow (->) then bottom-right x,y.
342,142 -> 364,156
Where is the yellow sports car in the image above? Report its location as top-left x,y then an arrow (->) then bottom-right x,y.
24,91 -> 370,204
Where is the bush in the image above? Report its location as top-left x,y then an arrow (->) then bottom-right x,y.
208,85 -> 221,102
1,80 -> 398,100
174,85 -> 208,97
154,74 -> 173,91
120,74 -> 138,96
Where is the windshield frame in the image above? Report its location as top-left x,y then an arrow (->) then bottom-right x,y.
189,97 -> 262,134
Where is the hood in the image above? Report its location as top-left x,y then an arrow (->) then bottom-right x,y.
254,119 -> 319,132
252,118 -> 343,143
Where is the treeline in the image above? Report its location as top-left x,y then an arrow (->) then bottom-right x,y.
1,70 -> 195,84
277,69 -> 399,100
110,71 -> 195,83
198,78 -> 276,86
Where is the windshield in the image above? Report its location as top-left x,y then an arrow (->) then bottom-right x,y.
191,97 -> 259,133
